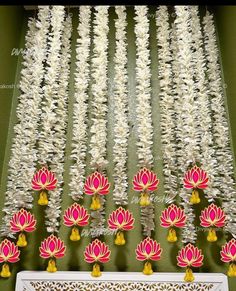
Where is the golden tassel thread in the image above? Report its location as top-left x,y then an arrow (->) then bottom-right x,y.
140,192 -> 151,207
90,195 -> 101,210
184,267 -> 194,282
207,228 -> 217,242
0,263 -> 11,278
167,228 -> 177,242
190,189 -> 200,204
115,231 -> 125,245
17,232 -> 27,247
143,261 -> 153,275
227,263 -> 236,277
91,263 -> 101,277
38,191 -> 48,206
70,226 -> 81,241
47,259 -> 57,272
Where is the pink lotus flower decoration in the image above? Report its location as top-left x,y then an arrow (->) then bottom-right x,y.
183,165 -> 208,190
200,204 -> 226,242
136,237 -> 162,262
84,172 -> 110,196
10,209 -> 36,233
63,203 -> 90,241
177,243 -> 204,282
221,239 -> 236,263
135,237 -> 162,275
32,167 -> 57,191
84,239 -> 111,277
108,207 -> 135,246
39,234 -> 66,273
133,168 -> 159,192
64,203 -> 89,227
160,204 -> 186,242
0,239 -> 20,278
0,239 -> 20,264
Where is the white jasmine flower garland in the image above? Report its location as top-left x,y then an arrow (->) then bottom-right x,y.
134,6 -> 155,237
89,6 -> 109,237
174,6 -> 198,243
203,11 -> 236,237
156,6 -> 178,204
0,7 -> 50,238
112,6 -> 129,206
69,6 -> 91,201
189,6 -> 219,202
45,12 -> 72,233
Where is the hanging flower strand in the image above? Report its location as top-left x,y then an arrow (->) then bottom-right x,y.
156,6 -> 178,204
0,6 -> 50,238
88,6 -> 109,238
203,10 -> 236,238
69,6 -> 91,201
134,5 -> 156,237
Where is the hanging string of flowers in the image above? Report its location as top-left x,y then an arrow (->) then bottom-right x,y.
173,6 -> 198,243
69,6 -> 91,201
203,11 -> 236,238
189,6 -> 219,202
133,6 -> 156,237
0,6 -> 50,238
45,10 -> 72,234
86,6 -> 110,238
156,6 -> 178,204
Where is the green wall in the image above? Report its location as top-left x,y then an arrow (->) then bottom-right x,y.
0,5 -> 235,291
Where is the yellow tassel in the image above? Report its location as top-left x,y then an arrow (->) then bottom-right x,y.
0,263 -> 11,278
190,189 -> 200,204
90,195 -> 101,210
167,228 -> 177,242
17,232 -> 27,247
115,231 -> 125,245
46,259 -> 57,273
143,261 -> 153,275
207,228 -> 217,242
184,267 -> 194,282
70,226 -> 81,241
140,192 -> 151,206
91,263 -> 101,277
227,263 -> 236,277
38,191 -> 48,206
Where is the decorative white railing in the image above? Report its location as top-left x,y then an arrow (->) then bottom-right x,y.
15,271 -> 228,291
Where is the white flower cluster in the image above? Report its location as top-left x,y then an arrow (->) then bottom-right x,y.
89,6 -> 109,237
0,6 -> 50,238
134,6 -> 155,237
174,6 -> 198,243
69,6 -> 91,201
45,12 -> 72,233
189,6 -> 219,201
112,6 -> 129,206
203,12 -> 236,237
156,6 -> 178,204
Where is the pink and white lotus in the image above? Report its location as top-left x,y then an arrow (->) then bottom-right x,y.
183,165 -> 209,204
133,168 -> 159,206
10,208 -> 36,247
0,239 -> 20,278
200,203 -> 226,242
108,207 -> 135,245
39,234 -> 66,272
63,203 -> 90,241
84,172 -> 110,210
220,239 -> 236,277
32,167 -> 57,205
135,237 -> 162,275
177,243 -> 204,282
160,204 -> 186,242
84,239 -> 111,277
